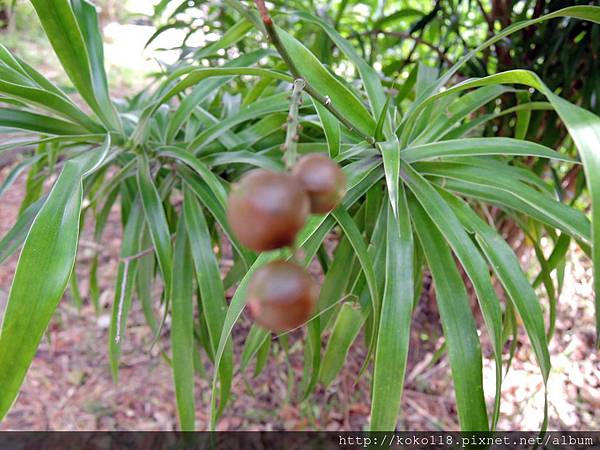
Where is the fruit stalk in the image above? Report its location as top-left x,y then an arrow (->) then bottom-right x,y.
253,0 -> 374,145
283,79 -> 305,170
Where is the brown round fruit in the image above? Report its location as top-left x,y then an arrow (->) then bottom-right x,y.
227,169 -> 310,252
292,154 -> 347,214
247,260 -> 318,332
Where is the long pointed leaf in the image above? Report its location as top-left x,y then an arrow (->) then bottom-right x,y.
410,198 -> 489,431
170,215 -> 196,430
0,137 -> 109,419
370,187 -> 414,430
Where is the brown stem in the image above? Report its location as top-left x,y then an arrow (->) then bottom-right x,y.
395,33 -> 422,76
254,0 -> 375,144
366,30 -> 454,67
476,0 -> 494,32
255,0 -> 272,25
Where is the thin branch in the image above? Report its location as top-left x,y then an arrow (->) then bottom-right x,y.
366,30 -> 455,67
255,0 -> 272,25
254,0 -> 375,145
275,293 -> 358,338
395,29 -> 423,75
120,234 -> 176,263
476,0 -> 494,65
476,0 -> 494,33
121,246 -> 155,263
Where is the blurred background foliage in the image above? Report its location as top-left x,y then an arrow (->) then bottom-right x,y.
145,0 -> 599,112
144,0 -> 600,155
2,0 -> 597,115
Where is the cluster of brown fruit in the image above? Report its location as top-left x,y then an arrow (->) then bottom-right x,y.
227,154 -> 347,332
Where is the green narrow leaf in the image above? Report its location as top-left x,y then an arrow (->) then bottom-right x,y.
331,208 -> 380,379
70,0 -> 121,131
515,92 -> 532,140
419,161 -> 591,244
437,6 -> 600,89
187,92 -> 290,154
315,235 -> 356,327
235,111 -> 284,144
253,335 -> 271,378
313,100 -> 341,158
443,102 -> 553,141
29,0 -> 116,128
545,94 -> 600,346
108,214 -> 144,383
410,198 -> 489,431
378,138 -> 400,216
301,313 -> 321,400
401,137 -> 576,163
190,18 -> 254,60
108,211 -> 145,380
136,231 -> 158,333
297,215 -> 366,401
136,153 -> 173,295
183,188 -> 233,414
331,209 -> 379,337
0,108 -> 88,135
529,225 -> 558,341
444,192 -> 551,379
202,150 -> 283,172
415,85 -> 509,144
240,324 -> 270,372
3,49 -> 69,99
134,71 -> 291,145
0,154 -> 45,200
69,266 -> 83,310
0,80 -> 101,132
170,216 -> 196,431
0,137 -> 109,420
319,302 -> 364,388
158,147 -> 227,207
444,191 -> 550,429
403,163 -> 504,428
403,66 -> 600,317
0,197 -> 45,265
89,256 -> 100,314
370,187 -> 414,431
374,95 -> 392,142
144,20 -> 188,49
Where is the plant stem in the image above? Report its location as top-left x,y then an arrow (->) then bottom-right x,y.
121,234 -> 176,263
275,293 -> 357,337
254,0 -> 375,145
283,79 -> 305,169
363,30 -> 455,67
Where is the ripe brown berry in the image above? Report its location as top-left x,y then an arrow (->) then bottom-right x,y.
292,154 -> 347,214
227,169 -> 310,252
247,260 -> 318,332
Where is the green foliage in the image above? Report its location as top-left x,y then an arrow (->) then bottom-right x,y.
0,0 -> 599,432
